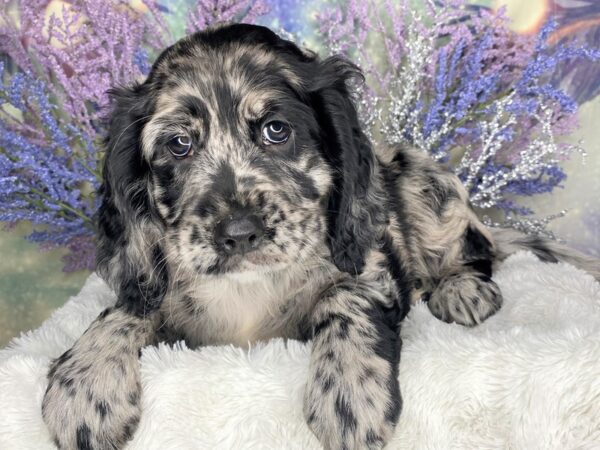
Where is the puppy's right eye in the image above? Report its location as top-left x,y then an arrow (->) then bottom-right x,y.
168,135 -> 192,158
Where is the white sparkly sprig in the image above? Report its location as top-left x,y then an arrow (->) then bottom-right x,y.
380,13 -> 435,149
483,210 -> 568,240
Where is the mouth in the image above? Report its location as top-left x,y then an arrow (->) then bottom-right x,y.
206,249 -> 285,275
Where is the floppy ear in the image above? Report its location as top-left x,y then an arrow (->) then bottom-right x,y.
310,57 -> 386,275
96,83 -> 168,316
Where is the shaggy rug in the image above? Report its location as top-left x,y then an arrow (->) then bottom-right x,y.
1,251 -> 600,450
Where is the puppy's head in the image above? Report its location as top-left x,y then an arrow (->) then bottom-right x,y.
97,24 -> 384,293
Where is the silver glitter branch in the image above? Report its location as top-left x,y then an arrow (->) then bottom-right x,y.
457,93 -> 518,199
380,14 -> 435,149
483,211 -> 568,241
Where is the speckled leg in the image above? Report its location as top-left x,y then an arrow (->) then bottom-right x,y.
304,279 -> 402,450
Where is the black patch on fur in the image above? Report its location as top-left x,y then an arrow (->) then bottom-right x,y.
171,24 -> 314,67
464,226 -> 495,277
179,94 -> 209,121
381,232 -> 412,321
466,259 -> 493,277
115,245 -> 169,317
190,225 -> 201,244
153,163 -> 182,220
321,375 -> 334,393
55,348 -> 73,367
288,167 -> 320,200
334,393 -> 357,433
464,227 -> 494,261
205,262 -> 220,275
59,376 -> 74,390
214,80 -> 240,134
122,415 -> 140,441
365,302 -> 402,424
312,313 -> 353,338
524,237 -> 559,263
337,315 -> 351,339
211,161 -> 237,202
194,195 -> 217,219
391,149 -> 411,171
95,400 -> 109,420
76,423 -> 93,450
295,318 -> 313,342
97,308 -> 111,320
128,390 -> 140,406
366,429 -> 383,445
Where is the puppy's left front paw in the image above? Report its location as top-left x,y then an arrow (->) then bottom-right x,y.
303,372 -> 398,450
41,307 -> 150,450
427,271 -> 502,327
42,351 -> 142,450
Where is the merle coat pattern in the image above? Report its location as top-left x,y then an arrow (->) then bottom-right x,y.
42,24 -> 600,450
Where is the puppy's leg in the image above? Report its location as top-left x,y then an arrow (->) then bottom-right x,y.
304,278 -> 402,450
42,305 -> 156,450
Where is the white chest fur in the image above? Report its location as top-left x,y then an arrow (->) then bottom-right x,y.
164,263 -> 331,347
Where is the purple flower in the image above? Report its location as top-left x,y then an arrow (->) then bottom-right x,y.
0,1 -> 169,137
186,0 -> 270,33
0,67 -> 99,268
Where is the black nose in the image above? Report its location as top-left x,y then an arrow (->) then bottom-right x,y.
214,214 -> 265,255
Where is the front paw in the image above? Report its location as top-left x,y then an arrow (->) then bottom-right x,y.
43,356 -> 141,450
427,271 -> 502,326
303,373 -> 399,450
42,308 -> 149,449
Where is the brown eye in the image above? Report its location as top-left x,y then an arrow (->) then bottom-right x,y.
168,135 -> 192,158
262,121 -> 291,145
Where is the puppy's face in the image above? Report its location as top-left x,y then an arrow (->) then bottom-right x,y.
141,36 -> 333,277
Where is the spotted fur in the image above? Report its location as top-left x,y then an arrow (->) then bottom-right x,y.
42,23 -> 600,450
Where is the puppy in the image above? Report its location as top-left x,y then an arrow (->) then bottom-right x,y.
42,23 -> 600,450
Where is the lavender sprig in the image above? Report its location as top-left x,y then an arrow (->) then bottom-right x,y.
0,64 -> 99,271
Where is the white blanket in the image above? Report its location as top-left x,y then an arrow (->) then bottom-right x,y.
1,252 -> 600,449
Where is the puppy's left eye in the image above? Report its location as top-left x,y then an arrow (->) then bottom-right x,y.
168,135 -> 192,158
262,121 -> 291,145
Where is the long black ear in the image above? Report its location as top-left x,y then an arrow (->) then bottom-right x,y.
311,57 -> 386,275
96,83 -> 168,317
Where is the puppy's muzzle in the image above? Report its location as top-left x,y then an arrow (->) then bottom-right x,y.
214,213 -> 265,255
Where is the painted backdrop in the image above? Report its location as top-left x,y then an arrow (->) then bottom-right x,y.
0,0 -> 598,345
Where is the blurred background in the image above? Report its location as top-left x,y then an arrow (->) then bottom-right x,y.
1,0 -> 599,346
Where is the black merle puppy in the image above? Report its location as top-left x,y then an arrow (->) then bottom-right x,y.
42,23 -> 600,450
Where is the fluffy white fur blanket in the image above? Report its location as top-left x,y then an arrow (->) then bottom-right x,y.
1,252 -> 600,450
